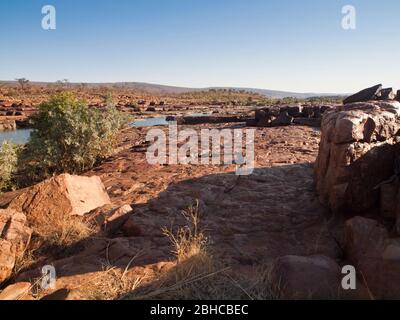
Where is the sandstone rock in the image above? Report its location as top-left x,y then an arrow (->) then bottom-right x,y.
343,216 -> 400,298
0,282 -> 31,300
0,239 -> 15,284
9,174 -> 111,219
378,88 -> 396,101
270,111 -> 293,127
344,217 -> 388,263
315,101 -> 400,213
343,84 -> 382,104
269,255 -> 341,299
0,209 -> 31,284
396,90 -> 400,102
0,209 -> 32,255
87,204 -> 133,236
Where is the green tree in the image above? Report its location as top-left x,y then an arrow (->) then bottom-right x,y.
23,93 -> 127,179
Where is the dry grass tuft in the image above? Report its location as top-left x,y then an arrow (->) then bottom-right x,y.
125,202 -> 276,300
81,266 -> 150,300
32,213 -> 96,248
162,201 -> 208,263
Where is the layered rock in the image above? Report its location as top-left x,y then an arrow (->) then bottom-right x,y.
9,174 -> 111,220
315,101 -> 400,213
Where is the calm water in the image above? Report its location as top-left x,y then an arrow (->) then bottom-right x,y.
1,115 -> 210,145
131,114 -> 210,128
0,129 -> 32,145
132,117 -> 169,127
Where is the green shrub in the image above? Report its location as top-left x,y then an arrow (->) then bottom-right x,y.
0,141 -> 19,191
23,93 -> 128,178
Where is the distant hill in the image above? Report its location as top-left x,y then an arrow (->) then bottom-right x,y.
0,80 -> 346,99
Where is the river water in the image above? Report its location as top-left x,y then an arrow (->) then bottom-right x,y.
0,115 -> 209,145
0,129 -> 32,145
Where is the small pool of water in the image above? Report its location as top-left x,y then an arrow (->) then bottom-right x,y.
132,117 -> 169,127
0,129 -> 32,145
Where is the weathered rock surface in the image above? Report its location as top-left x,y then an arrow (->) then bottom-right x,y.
315,101 -> 400,213
0,209 -> 32,284
0,282 -> 31,300
249,105 -> 333,128
269,255 -> 341,299
344,216 -> 400,299
343,84 -> 382,104
0,119 -> 16,131
0,239 -> 15,284
0,209 -> 32,254
9,174 -> 111,219
378,88 -> 396,101
88,204 -> 133,237
5,125 -> 340,299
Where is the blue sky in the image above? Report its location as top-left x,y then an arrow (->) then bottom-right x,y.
0,0 -> 399,93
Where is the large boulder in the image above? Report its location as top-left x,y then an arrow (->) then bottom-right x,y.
0,209 -> 32,284
269,255 -> 341,299
9,174 -> 111,219
314,101 -> 400,213
344,216 -> 400,299
343,84 -> 382,104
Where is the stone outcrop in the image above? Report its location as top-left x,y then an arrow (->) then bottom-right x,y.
168,115 -> 251,125
0,209 -> 32,284
0,119 -> 17,132
343,84 -> 400,105
344,216 -> 400,299
247,105 -> 333,128
378,88 -> 396,101
343,84 -> 382,105
315,101 -> 400,213
9,174 -> 111,220
269,255 -> 341,299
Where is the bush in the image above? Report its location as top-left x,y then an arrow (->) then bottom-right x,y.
23,93 -> 128,179
0,140 -> 19,191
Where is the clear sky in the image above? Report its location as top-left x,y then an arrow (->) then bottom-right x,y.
0,0 -> 399,93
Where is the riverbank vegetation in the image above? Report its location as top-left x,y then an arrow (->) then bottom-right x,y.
2,93 -> 129,189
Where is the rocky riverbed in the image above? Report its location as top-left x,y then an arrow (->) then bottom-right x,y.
2,85 -> 400,300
